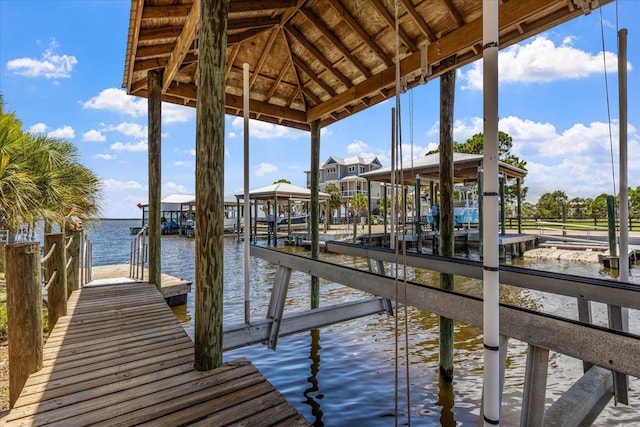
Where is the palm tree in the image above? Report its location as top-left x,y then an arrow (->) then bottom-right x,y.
0,97 -> 102,239
324,183 -> 342,228
349,193 -> 368,243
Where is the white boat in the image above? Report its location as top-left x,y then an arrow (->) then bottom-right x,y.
276,213 -> 308,230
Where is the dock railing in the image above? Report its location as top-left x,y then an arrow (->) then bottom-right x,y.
130,225 -> 148,280
244,243 -> 640,425
5,230 -> 81,408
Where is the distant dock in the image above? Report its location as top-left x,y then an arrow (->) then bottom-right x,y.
90,264 -> 191,306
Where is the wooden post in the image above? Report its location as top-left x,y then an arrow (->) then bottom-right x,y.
383,185 -> 388,247
195,0 -> 227,371
273,195 -> 278,246
415,176 -> 422,253
148,68 -> 162,290
367,179 -> 372,245
516,177 -> 523,234
310,119 -> 320,309
499,176 -> 506,236
6,242 -> 43,408
65,228 -> 81,297
439,64 -> 456,380
45,233 -> 67,330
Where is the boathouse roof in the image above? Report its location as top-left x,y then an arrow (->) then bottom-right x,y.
122,0 -> 609,132
361,152 -> 527,185
236,182 -> 330,201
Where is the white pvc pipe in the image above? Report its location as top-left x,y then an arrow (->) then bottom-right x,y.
243,63 -> 251,325
618,29 -> 629,330
482,1 -> 500,425
390,108 -> 396,250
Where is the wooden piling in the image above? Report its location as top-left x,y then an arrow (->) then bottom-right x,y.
6,242 -> 43,408
439,65 -> 455,379
148,68 -> 162,290
45,233 -> 67,329
195,0 -> 227,371
65,228 -> 81,297
310,119 -> 320,309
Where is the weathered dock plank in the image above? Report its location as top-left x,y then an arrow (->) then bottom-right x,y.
4,282 -> 309,426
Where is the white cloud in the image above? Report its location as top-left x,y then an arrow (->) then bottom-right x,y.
95,153 -> 115,160
83,129 -> 106,142
163,103 -> 195,124
228,131 -> 237,138
48,125 -> 75,139
255,162 -> 278,177
28,123 -> 48,134
347,140 -> 369,154
187,149 -> 196,156
163,181 -> 190,194
6,39 -> 77,79
174,160 -> 191,167
101,178 -> 143,191
103,122 -> 147,138
459,34 -> 630,90
428,117 -> 484,143
110,141 -> 148,152
230,117 -> 307,139
83,88 -> 147,117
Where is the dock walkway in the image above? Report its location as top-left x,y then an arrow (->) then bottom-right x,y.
4,282 -> 309,426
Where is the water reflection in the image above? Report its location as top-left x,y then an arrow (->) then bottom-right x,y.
437,374 -> 456,426
304,329 -> 324,426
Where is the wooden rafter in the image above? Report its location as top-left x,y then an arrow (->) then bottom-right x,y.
229,0 -> 298,13
141,4 -> 190,21
138,26 -> 182,43
265,61 -> 290,100
308,0 -> 566,122
291,54 -> 336,98
399,0 -> 436,42
285,25 -> 351,88
250,28 -> 279,89
124,0 -> 144,92
136,43 -> 174,59
228,28 -> 271,44
299,7 -> 372,78
369,0 -> 417,52
441,0 -> 465,26
225,44 -> 240,84
325,0 -> 393,68
162,1 -> 199,91
228,16 -> 281,31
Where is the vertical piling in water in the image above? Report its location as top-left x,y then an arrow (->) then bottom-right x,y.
6,242 -> 43,408
517,177 -> 523,234
415,176 -> 422,253
310,119 -> 321,309
195,0 -> 227,371
607,195 -> 617,259
439,64 -> 456,379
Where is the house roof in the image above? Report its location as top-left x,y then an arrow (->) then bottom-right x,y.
361,152 -> 527,185
235,182 -> 330,200
122,0 -> 609,132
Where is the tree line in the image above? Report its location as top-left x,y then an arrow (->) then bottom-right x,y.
522,189 -> 640,219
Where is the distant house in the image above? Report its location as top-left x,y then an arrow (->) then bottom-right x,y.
305,156 -> 384,215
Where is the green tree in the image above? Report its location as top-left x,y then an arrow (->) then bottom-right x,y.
536,191 -> 568,218
629,186 -> 640,218
427,131 -> 528,204
0,97 -> 102,239
323,182 -> 342,226
587,194 -> 608,220
567,197 -> 589,219
349,193 -> 368,242
273,178 -> 291,184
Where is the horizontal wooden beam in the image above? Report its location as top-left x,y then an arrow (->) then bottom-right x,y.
307,0 -> 577,122
141,4 -> 190,20
229,0 -> 298,13
138,26 -> 182,43
228,16 -> 280,31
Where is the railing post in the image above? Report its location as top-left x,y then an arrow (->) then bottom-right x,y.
6,242 -> 43,408
65,228 -> 82,297
45,233 -> 67,330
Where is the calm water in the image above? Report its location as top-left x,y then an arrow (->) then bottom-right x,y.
85,219 -> 640,426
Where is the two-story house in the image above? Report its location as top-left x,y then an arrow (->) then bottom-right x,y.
306,156 -> 384,216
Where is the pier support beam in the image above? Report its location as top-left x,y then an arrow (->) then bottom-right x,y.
310,119 -> 320,309
148,69 -> 162,290
194,0 -> 227,371
439,62 -> 455,380
520,344 -> 549,426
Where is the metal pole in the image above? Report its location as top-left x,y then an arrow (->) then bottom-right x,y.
482,1 -> 500,425
243,62 -> 251,324
415,176 -> 422,252
390,108 -> 396,250
618,28 -> 629,285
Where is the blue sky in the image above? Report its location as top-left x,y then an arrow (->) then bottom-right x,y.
1,1 -> 639,218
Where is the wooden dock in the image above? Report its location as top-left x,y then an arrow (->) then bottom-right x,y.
4,282 -> 310,426
90,263 -> 191,305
